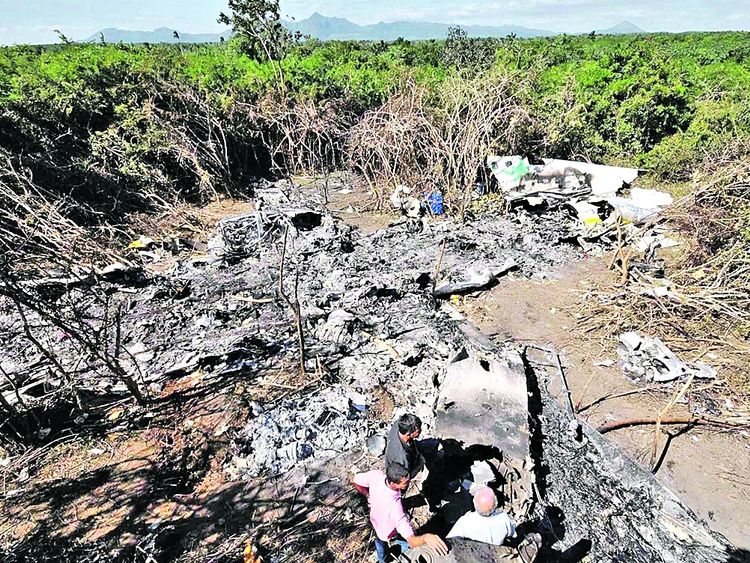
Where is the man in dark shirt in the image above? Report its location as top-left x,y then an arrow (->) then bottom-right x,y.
385,413 -> 425,479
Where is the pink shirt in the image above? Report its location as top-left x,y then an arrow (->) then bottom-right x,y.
353,469 -> 415,541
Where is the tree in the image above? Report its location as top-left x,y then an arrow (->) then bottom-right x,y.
442,26 -> 497,72
54,29 -> 74,45
173,30 -> 183,54
218,0 -> 294,85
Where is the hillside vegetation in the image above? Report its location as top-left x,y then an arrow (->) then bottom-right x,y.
2,33 -> 749,203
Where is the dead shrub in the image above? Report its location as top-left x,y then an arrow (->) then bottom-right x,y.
0,156 -> 148,445
260,94 -> 356,176
348,72 -> 533,214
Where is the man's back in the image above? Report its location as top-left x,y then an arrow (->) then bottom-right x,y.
353,469 -> 414,541
447,510 -> 515,546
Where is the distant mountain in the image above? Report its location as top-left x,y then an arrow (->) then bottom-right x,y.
284,12 -> 554,40
84,27 -> 230,44
83,17 -> 645,46
595,21 -> 645,35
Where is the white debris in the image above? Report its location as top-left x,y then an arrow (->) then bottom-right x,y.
634,232 -> 681,253
608,187 -> 673,224
315,309 -> 357,344
487,155 -> 675,232
366,434 -> 386,456
570,201 -> 602,226
390,185 -> 422,218
630,187 -> 673,208
487,155 -> 640,201
347,391 -> 368,413
540,159 -> 639,196
617,331 -> 717,383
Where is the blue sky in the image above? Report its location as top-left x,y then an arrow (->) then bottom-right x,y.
1,0 -> 749,44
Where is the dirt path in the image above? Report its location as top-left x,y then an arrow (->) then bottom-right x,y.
457,257 -> 750,549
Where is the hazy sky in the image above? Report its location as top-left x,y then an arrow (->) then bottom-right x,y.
1,0 -> 749,45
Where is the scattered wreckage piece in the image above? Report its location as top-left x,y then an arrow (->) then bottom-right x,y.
216,183 -> 588,479
433,346 -> 534,523
607,187 -> 674,224
436,349 -> 529,463
433,259 -> 517,298
617,331 -> 717,383
486,156 -> 674,246
391,185 -> 423,218
228,385 -> 372,478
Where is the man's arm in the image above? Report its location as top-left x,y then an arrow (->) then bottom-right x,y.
407,533 -> 448,556
352,479 -> 369,497
351,471 -> 372,497
395,513 -> 448,556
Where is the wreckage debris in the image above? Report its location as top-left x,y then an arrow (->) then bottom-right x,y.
433,259 -> 517,298
486,156 -> 674,250
487,156 -> 639,200
525,347 -> 733,563
617,331 -> 717,383
390,184 -> 423,218
229,386 -> 372,478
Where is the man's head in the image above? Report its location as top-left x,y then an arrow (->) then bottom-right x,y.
386,462 -> 411,491
397,413 -> 422,443
474,486 -> 498,517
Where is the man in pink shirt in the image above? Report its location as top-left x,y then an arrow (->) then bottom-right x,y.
353,463 -> 448,563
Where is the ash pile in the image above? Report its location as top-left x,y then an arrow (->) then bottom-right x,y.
216,181 -> 588,477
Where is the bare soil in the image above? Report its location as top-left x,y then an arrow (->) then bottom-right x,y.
0,364 -> 372,561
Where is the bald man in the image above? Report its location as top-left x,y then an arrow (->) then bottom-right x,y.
447,486 -> 516,546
